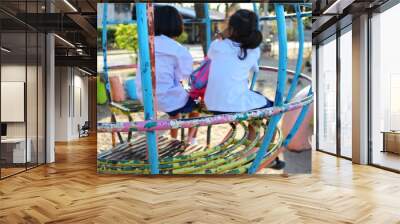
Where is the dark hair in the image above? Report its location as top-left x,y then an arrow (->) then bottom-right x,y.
154,5 -> 183,38
228,9 -> 262,60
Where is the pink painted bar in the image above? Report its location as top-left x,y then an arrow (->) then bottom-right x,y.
97,95 -> 313,132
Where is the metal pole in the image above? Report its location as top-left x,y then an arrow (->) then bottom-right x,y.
204,3 -> 212,146
102,3 -> 111,101
253,3 -> 260,29
248,4 -> 287,174
285,4 -> 304,103
102,3 -> 120,146
204,3 -> 211,51
250,3 -> 260,91
136,3 -> 159,174
147,3 -> 157,116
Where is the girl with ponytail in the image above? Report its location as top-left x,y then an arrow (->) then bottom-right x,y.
205,9 -> 273,140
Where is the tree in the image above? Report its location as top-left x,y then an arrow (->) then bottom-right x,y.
115,24 -> 138,52
194,3 -> 207,56
114,23 -> 188,53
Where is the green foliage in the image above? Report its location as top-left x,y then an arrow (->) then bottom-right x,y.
176,31 -> 188,44
114,24 -> 138,52
98,24 -> 187,51
303,17 -> 312,29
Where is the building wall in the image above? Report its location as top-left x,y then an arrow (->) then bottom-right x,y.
54,67 -> 89,141
1,62 -> 46,165
1,64 -> 26,139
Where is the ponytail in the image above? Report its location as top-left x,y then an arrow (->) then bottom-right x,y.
228,9 -> 263,60
238,30 -> 262,60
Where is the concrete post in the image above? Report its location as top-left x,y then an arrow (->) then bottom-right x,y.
352,14 -> 369,164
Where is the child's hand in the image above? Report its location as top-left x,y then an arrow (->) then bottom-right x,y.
216,28 -> 229,40
215,32 -> 224,40
193,60 -> 202,66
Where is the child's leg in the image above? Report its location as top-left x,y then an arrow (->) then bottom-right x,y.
188,112 -> 200,140
247,98 -> 274,141
248,124 -> 256,141
248,119 -> 263,141
248,124 -> 276,141
169,114 -> 180,139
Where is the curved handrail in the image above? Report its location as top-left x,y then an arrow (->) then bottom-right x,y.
97,93 -> 313,132
259,66 -> 311,83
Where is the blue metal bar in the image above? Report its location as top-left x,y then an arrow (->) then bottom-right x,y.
250,3 -> 260,91
136,3 -> 159,174
248,4 -> 287,174
285,4 -> 304,103
102,13 -> 312,27
204,3 -> 211,52
203,3 -> 212,150
283,87 -> 313,146
184,12 -> 312,23
270,4 -> 287,112
253,3 -> 260,29
187,12 -> 312,23
102,3 -> 111,102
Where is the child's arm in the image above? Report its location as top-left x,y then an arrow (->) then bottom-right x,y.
251,63 -> 260,73
175,48 -> 193,81
206,40 -> 219,59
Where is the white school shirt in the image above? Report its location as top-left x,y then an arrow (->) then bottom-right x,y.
204,39 -> 266,112
136,35 -> 193,113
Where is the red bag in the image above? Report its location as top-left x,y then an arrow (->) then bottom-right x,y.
189,57 -> 211,100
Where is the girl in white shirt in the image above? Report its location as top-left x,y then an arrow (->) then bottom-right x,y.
204,9 -> 273,140
136,6 -> 199,142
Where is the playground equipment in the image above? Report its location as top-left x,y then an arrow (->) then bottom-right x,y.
100,3 -> 143,146
98,3 -> 313,175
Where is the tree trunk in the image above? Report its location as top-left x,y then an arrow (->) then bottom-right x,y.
226,3 -> 239,17
224,3 -> 229,18
194,3 -> 207,56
